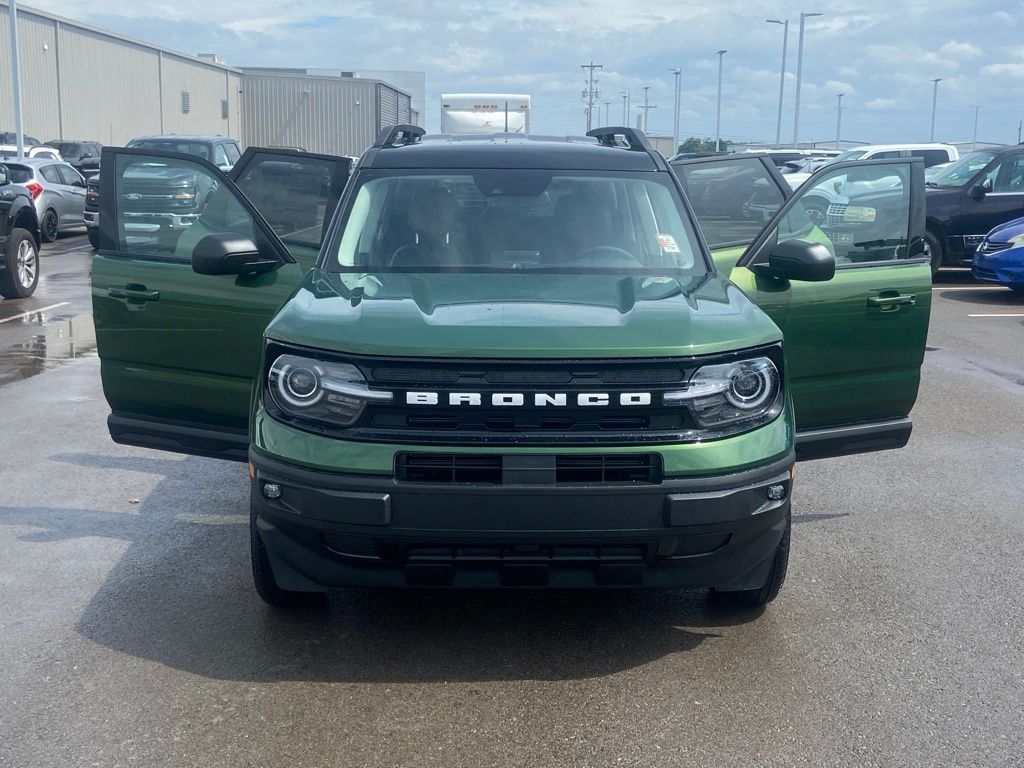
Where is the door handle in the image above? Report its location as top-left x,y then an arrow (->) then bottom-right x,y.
867,294 -> 915,310
108,286 -> 159,302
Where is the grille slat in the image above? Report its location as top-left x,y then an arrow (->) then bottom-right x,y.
395,453 -> 661,485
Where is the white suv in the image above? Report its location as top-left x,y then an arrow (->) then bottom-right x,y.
785,143 -> 958,189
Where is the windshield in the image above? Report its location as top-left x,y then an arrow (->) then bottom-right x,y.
926,151 -> 995,188
127,140 -> 211,161
331,170 -> 705,275
47,142 -> 81,156
835,150 -> 866,162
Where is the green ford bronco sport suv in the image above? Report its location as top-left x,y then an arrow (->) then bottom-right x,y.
91,126 -> 931,609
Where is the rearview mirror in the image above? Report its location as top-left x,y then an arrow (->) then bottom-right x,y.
0,164 -> 7,186
755,239 -> 836,282
191,233 -> 278,276
969,177 -> 992,201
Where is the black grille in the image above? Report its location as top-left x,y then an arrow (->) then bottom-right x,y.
395,453 -> 662,485
404,542 -> 648,563
396,453 -> 503,484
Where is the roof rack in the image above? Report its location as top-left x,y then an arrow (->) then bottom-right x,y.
586,126 -> 654,153
373,124 -> 426,148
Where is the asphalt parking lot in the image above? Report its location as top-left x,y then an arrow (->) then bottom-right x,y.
1,237 -> 1022,767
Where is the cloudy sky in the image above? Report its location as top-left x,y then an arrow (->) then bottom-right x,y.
30,0 -> 1024,145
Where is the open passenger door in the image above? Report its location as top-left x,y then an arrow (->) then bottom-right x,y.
92,147 -> 352,461
725,158 -> 931,460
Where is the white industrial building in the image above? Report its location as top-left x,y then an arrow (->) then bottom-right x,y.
0,1 -> 423,156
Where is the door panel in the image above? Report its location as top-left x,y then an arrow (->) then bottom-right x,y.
733,159 -> 931,453
93,147 -> 345,458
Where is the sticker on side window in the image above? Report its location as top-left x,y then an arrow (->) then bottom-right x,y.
657,234 -> 681,254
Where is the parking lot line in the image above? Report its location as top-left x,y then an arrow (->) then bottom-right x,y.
967,313 -> 1024,317
0,301 -> 71,324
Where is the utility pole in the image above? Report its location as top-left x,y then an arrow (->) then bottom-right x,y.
620,91 -> 630,124
929,78 -> 942,142
793,11 -> 822,147
767,19 -> 789,147
668,67 -> 681,153
1018,119 -> 1022,145
834,93 -> 844,150
971,105 -> 982,150
637,85 -> 656,132
581,61 -> 603,132
715,50 -> 727,151
8,0 -> 25,160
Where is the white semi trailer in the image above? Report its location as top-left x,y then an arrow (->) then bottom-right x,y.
440,94 -> 531,134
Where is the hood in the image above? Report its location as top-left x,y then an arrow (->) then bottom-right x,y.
985,216 -> 1024,243
265,270 -> 782,359
123,165 -> 195,187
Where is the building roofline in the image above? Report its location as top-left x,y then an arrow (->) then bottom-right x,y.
237,67 -> 414,100
0,0 -> 242,74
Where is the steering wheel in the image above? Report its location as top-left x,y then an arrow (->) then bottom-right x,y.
566,246 -> 640,266
389,244 -> 424,268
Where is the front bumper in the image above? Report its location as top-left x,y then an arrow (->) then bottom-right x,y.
251,449 -> 795,591
973,247 -> 1024,288
83,209 -> 98,228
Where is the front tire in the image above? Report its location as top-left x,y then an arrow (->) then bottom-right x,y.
0,228 -> 40,299
924,230 -> 944,275
710,515 -> 790,609
41,209 -> 59,243
250,494 -> 328,610
86,227 -> 99,250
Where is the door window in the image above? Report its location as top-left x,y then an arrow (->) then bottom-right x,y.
40,165 -> 63,184
225,143 -> 241,165
755,162 -> 913,267
57,164 -> 84,187
992,154 -> 1024,193
673,157 -> 787,248
233,152 -> 341,254
213,144 -> 230,168
867,151 -> 903,159
113,153 -> 255,262
911,149 -> 950,168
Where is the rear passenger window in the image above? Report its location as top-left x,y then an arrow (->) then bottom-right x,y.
673,158 -> 787,249
869,151 -> 902,159
57,165 -> 83,186
40,165 -> 63,184
911,150 -> 950,168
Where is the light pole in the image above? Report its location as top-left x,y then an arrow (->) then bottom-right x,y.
620,91 -> 630,124
971,105 -> 982,150
929,78 -> 942,142
668,67 -> 681,153
638,85 -> 656,132
767,18 -> 789,147
604,101 -> 611,126
715,50 -> 727,151
834,93 -> 844,150
7,0 -> 25,160
792,11 -> 822,147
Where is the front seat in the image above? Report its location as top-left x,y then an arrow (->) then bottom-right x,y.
391,188 -> 462,268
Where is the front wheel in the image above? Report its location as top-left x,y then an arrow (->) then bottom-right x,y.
250,494 -> 328,610
0,228 -> 40,299
86,227 -> 99,250
710,515 -> 790,609
923,230 -> 944,275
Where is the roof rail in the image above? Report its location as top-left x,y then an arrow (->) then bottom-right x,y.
586,126 -> 654,153
373,124 -> 426,148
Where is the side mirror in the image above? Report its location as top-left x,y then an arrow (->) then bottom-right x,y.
191,233 -> 279,276
0,164 -> 7,186
969,177 -> 993,201
755,239 -> 836,282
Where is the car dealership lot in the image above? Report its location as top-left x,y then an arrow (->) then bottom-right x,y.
1,249 -> 1022,767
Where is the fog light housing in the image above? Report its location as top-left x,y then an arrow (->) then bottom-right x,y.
263,483 -> 282,500
766,483 -> 787,501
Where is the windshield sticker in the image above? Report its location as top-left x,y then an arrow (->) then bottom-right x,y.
657,234 -> 681,254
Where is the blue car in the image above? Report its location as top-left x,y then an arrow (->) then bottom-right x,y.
973,217 -> 1024,293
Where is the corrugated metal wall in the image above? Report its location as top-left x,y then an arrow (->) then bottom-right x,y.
0,2 -> 240,145
240,73 -> 380,156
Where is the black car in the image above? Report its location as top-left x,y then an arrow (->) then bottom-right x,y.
0,132 -> 42,146
45,141 -> 103,177
0,163 -> 43,298
924,145 -> 1024,272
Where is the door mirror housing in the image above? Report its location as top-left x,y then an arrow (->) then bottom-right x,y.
755,239 -> 836,282
191,233 -> 279,276
969,177 -> 993,201
0,164 -> 7,186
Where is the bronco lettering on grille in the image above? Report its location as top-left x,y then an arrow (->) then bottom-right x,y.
405,392 -> 653,407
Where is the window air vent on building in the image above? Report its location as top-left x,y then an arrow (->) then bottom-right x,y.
181,91 -> 191,114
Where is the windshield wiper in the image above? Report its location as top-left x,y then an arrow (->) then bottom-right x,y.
925,181 -> 940,187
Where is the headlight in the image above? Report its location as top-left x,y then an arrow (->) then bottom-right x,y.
664,357 -> 781,433
1009,234 -> 1024,247
267,354 -> 392,427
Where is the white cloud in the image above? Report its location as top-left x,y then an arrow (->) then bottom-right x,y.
980,62 -> 1024,78
937,41 -> 981,60
866,98 -> 897,110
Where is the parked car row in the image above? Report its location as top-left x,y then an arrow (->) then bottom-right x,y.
1,132 -> 103,177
